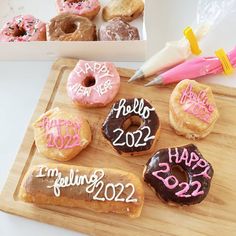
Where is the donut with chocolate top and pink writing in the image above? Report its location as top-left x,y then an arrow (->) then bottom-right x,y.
102,98 -> 160,156
32,107 -> 92,161
169,79 -> 219,140
143,144 -> 214,205
67,60 -> 120,107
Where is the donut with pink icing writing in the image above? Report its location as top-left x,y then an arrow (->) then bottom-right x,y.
0,15 -> 46,42
143,144 -> 214,205
56,0 -> 101,20
67,60 -> 120,107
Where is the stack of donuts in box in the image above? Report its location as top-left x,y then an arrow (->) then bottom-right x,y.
19,56 -> 219,218
0,0 -> 144,42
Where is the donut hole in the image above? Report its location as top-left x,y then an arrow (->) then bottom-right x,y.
171,165 -> 188,183
13,26 -> 27,37
61,21 -> 77,34
123,116 -> 143,133
83,76 -> 96,87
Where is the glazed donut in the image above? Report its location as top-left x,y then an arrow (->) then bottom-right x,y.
169,79 -> 219,140
56,0 -> 101,20
32,107 -> 92,161
99,18 -> 140,41
102,98 -> 160,156
67,60 -> 120,107
47,13 -> 97,41
102,0 -> 144,22
19,164 -> 144,218
143,144 -> 214,205
0,15 -> 46,42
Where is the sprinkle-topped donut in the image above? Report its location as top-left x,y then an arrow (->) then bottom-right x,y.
67,60 -> 120,107
143,144 -> 214,205
56,0 -> 101,20
102,98 -> 160,156
0,15 -> 46,42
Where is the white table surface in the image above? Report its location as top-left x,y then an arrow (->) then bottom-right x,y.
0,0 -> 236,235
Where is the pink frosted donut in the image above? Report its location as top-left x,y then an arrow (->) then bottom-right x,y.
67,60 -> 121,107
0,15 -> 46,42
56,0 -> 101,20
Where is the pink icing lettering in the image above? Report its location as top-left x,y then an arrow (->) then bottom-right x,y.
191,181 -> 204,196
180,83 -> 214,123
193,166 -> 211,179
178,148 -> 189,165
186,152 -> 200,167
168,148 -> 179,163
192,159 -> 208,170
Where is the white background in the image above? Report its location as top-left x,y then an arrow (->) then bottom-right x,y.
0,0 -> 236,235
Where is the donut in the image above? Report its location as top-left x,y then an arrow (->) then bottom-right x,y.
47,13 -> 97,41
0,15 -> 46,42
32,107 -> 92,161
102,0 -> 144,22
19,164 -> 144,218
143,144 -> 214,205
99,18 -> 140,41
67,60 -> 120,107
169,79 -> 219,140
56,0 -> 101,20
102,98 -> 160,156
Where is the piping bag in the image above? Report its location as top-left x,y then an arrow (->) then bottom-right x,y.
145,47 -> 236,86
129,0 -> 236,82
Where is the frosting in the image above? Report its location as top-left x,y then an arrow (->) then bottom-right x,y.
180,83 -> 214,123
0,15 -> 45,42
102,98 -> 159,154
144,144 -> 214,205
56,0 -> 100,15
67,60 -> 120,106
113,98 -> 155,119
38,116 -> 81,150
35,165 -> 138,203
152,147 -> 211,198
99,18 -> 140,41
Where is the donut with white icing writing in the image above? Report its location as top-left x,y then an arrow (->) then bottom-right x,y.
143,144 -> 214,205
47,13 -> 97,41
32,107 -> 92,161
19,163 -> 144,218
99,18 -> 140,41
102,98 -> 160,156
0,15 -> 46,42
56,0 -> 101,20
169,79 -> 219,140
67,60 -> 120,107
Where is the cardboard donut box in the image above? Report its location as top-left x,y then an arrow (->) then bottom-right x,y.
0,0 -> 147,61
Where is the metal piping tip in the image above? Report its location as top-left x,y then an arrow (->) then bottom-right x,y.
144,76 -> 163,87
128,69 -> 144,83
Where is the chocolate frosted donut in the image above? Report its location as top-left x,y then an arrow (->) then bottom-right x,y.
47,13 -> 97,41
102,98 -> 160,156
144,144 -> 214,205
99,18 -> 140,41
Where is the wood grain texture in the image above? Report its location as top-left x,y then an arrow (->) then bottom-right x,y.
0,58 -> 236,236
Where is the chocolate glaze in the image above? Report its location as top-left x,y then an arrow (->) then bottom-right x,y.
102,98 -> 160,155
99,18 -> 140,41
144,144 -> 214,205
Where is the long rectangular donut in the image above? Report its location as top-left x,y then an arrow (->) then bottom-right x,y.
19,164 -> 144,218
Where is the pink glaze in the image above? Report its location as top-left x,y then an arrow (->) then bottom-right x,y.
0,15 -> 46,42
56,0 -> 100,16
67,60 -> 120,106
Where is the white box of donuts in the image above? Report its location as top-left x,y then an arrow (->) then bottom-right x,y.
0,0 -> 146,61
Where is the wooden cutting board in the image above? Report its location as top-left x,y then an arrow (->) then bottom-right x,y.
0,58 -> 236,236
